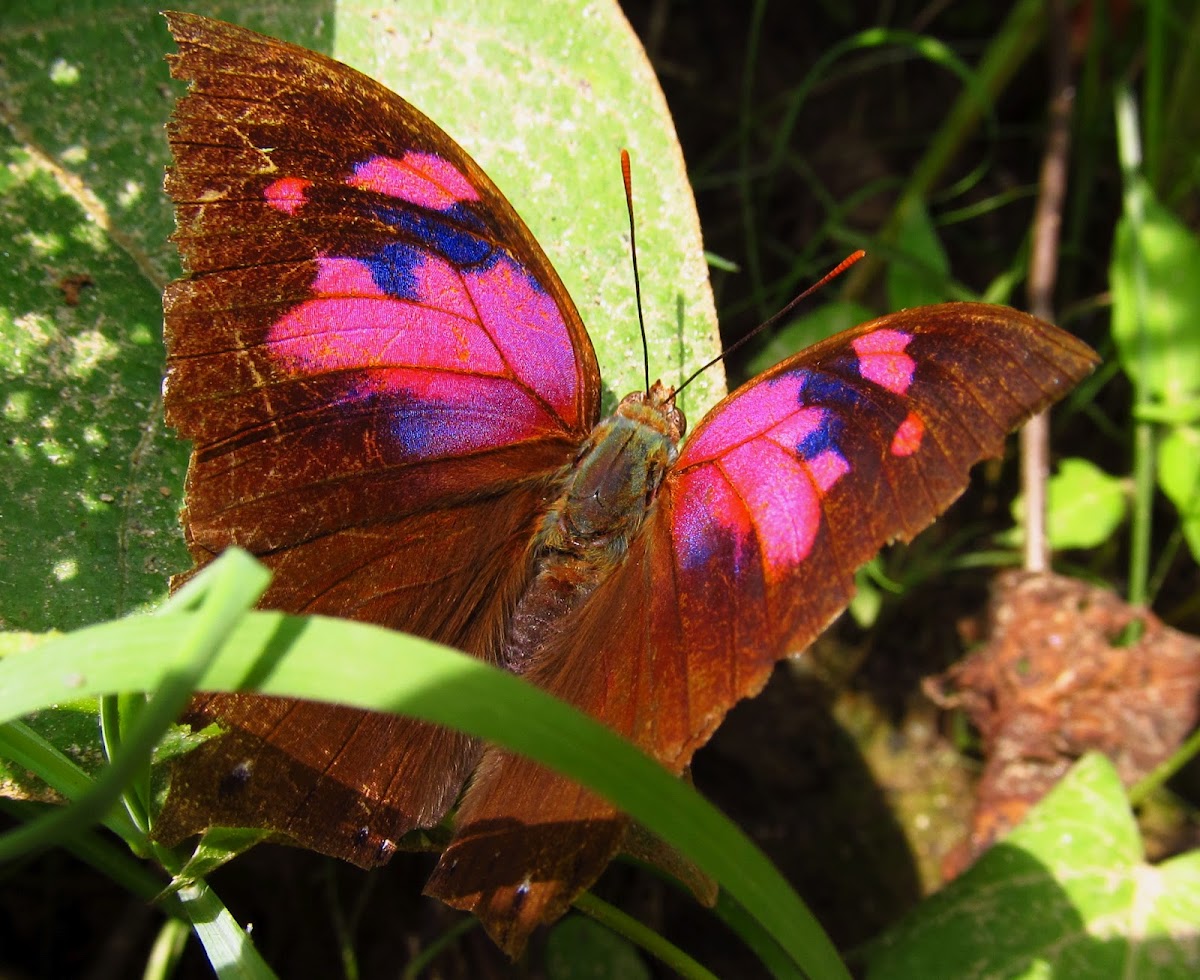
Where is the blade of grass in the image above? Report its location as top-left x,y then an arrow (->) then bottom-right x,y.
712,889 -> 806,980
0,721 -> 139,840
573,891 -> 720,980
0,551 -> 269,862
174,877 -> 277,980
1114,84 -> 1153,611
0,559 -> 848,980
840,0 -> 1048,298
400,916 -> 478,980
143,916 -> 192,980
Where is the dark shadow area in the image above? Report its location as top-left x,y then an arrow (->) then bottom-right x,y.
687,665 -> 923,961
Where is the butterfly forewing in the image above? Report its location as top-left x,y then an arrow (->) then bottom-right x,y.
164,13 -> 600,548
660,303 -> 1100,745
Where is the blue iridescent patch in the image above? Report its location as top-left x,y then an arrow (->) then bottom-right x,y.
799,369 -> 864,411
363,242 -> 421,299
796,419 -> 839,460
373,203 -> 495,268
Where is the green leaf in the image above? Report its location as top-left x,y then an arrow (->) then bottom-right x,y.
1110,181 -> 1200,410
1005,457 -> 1128,551
1158,424 -> 1200,562
545,916 -> 652,980
885,198 -> 952,310
0,1 -> 720,633
0,6 -> 190,631
864,754 -> 1200,977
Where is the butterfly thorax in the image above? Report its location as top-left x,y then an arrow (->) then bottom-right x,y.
501,382 -> 685,673
556,382 -> 685,543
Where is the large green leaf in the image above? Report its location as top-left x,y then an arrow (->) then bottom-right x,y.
865,754 -> 1200,977
1110,180 -> 1200,416
885,198 -> 952,310
0,0 -> 719,631
0,3 -> 188,630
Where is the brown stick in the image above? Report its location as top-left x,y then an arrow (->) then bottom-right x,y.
1022,0 -> 1076,572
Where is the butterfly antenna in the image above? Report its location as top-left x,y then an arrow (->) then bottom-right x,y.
621,149 -> 652,396
675,250 -> 867,396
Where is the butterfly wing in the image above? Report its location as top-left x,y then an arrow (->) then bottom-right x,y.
157,13 -> 600,864
426,303 -> 1098,952
650,303 -> 1099,765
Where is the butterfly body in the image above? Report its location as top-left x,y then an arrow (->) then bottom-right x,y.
508,383 -> 682,671
159,12 -> 1099,955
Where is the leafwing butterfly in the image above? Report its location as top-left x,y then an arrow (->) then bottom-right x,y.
156,12 -> 1098,955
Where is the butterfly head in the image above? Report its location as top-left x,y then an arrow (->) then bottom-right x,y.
615,379 -> 686,442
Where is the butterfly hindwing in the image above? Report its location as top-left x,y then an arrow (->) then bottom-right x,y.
154,492 -> 555,865
424,535 -> 661,946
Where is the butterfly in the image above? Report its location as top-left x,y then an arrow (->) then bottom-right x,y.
155,11 -> 1099,956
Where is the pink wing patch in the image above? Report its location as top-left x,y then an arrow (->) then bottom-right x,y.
850,330 -> 927,455
310,256 -> 388,297
264,176 -> 312,215
253,146 -> 586,459
717,440 -> 836,572
671,372 -> 851,580
464,255 -> 578,418
682,375 -> 820,464
890,411 -> 925,456
268,251 -> 578,427
852,328 -> 915,394
349,152 -> 481,210
268,254 -> 503,375
263,249 -> 570,456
